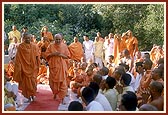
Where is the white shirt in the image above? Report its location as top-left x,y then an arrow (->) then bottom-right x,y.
95,93 -> 113,111
126,71 -> 136,90
83,40 -> 94,53
123,86 -> 135,93
5,82 -> 18,96
117,86 -> 135,109
102,75 -> 108,80
104,38 -> 114,60
8,43 -> 19,60
104,89 -> 118,111
86,101 -> 104,111
134,73 -> 143,92
83,40 -> 94,62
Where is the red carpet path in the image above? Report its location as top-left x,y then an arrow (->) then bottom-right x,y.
24,85 -> 60,111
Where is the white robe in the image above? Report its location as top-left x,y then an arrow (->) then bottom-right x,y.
104,38 -> 114,61
83,40 -> 94,63
86,100 -> 104,111
95,92 -> 113,111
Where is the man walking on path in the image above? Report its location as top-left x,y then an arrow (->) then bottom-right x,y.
45,33 -> 70,103
13,33 -> 40,102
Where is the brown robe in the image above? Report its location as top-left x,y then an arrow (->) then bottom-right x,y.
13,42 -> 40,98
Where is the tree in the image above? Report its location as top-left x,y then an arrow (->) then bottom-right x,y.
4,3 -> 165,51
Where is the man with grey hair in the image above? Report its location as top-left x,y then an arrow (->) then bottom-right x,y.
45,33 -> 70,103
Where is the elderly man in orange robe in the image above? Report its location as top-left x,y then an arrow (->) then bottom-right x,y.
125,30 -> 138,59
13,33 -> 40,102
45,33 -> 70,102
68,37 -> 84,62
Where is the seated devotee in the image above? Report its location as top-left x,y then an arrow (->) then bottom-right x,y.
136,58 -> 153,96
4,88 -> 16,111
96,67 -> 110,93
133,62 -> 144,92
4,75 -> 18,102
118,91 -> 138,111
106,55 -> 115,76
113,65 -> 126,85
131,51 -> 144,76
83,67 -> 95,87
67,60 -> 78,87
115,73 -> 135,109
103,76 -> 118,110
92,74 -> 102,86
68,101 -> 84,111
139,104 -> 158,111
120,49 -> 133,72
116,73 -> 135,94
81,87 -> 104,111
141,81 -> 164,111
119,63 -> 135,90
36,59 -> 49,85
151,68 -> 164,86
78,62 -> 88,79
5,60 -> 15,79
98,66 -> 109,80
70,68 -> 85,93
4,76 -> 17,111
88,82 -> 113,111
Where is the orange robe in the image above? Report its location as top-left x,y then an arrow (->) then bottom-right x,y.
119,37 -> 127,53
137,70 -> 152,95
6,61 -> 14,78
37,65 -> 48,84
68,41 -> 84,62
42,32 -> 53,42
150,47 -> 157,63
38,65 -> 47,76
125,36 -> 138,58
45,42 -> 70,99
37,40 -> 50,59
70,70 -> 84,93
113,37 -> 120,65
13,42 -> 40,99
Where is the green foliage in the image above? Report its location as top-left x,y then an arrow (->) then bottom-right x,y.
4,3 -> 165,51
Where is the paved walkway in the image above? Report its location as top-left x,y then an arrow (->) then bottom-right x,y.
3,55 -> 82,111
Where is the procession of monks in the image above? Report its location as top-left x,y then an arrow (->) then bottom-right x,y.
4,25 -> 164,111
